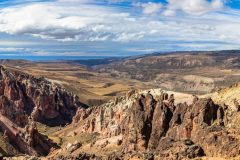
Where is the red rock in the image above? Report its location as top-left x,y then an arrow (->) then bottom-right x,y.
0,66 -> 84,156
72,91 -> 240,159
0,66 -> 83,126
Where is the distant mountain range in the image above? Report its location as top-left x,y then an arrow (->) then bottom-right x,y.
88,50 -> 240,94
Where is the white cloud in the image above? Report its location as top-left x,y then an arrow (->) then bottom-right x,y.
0,3 -> 140,42
212,0 -> 224,9
115,32 -> 145,42
135,2 -> 162,14
166,0 -> 224,16
0,0 -> 240,53
0,47 -> 25,52
32,50 -> 104,56
125,48 -> 157,53
0,40 -> 36,46
162,9 -> 176,16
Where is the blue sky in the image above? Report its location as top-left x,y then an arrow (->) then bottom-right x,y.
0,0 -> 240,57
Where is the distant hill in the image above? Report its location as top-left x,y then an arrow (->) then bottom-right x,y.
93,50 -> 240,94
71,57 -> 122,67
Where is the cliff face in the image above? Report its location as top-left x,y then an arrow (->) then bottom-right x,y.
0,66 -> 83,156
0,66 -> 82,127
72,89 -> 240,159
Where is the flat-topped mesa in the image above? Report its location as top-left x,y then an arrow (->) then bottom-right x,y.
72,90 -> 240,159
0,66 -> 83,127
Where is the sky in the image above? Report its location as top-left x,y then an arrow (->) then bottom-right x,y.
0,0 -> 240,57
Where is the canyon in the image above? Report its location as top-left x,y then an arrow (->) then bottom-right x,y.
0,65 -> 82,157
0,51 -> 240,159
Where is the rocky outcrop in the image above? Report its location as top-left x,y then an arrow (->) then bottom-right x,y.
0,66 -> 84,156
0,113 -> 59,156
0,66 -> 83,126
73,89 -> 240,159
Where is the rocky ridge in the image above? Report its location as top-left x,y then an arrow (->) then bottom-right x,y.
69,88 -> 240,159
0,66 -> 82,126
1,64 -> 240,159
0,66 -> 83,156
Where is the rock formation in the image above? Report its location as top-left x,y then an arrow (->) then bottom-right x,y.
1,64 -> 239,159
0,66 -> 83,156
72,89 -> 240,159
0,66 -> 83,126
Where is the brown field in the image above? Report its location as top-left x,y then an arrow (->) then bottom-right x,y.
1,60 -> 151,106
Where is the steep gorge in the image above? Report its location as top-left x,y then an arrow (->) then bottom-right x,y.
0,66 -> 84,156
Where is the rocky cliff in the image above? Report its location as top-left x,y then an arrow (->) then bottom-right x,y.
0,66 -> 83,126
0,66 -> 83,156
1,64 -> 239,159
71,89 -> 240,159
